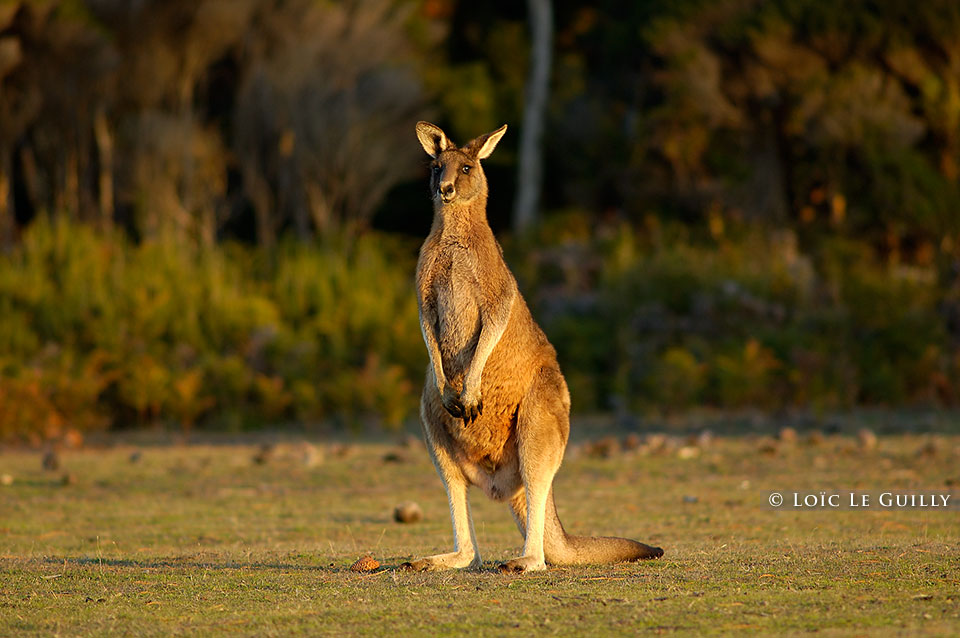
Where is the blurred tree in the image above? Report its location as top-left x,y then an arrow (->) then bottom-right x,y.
0,2 -> 26,248
1,0 -> 960,255
513,0 -> 552,234
1,0 -> 429,246
662,3 -> 953,246
535,0 -> 960,251
93,0 -> 255,243
234,0 -> 428,244
0,1 -> 115,236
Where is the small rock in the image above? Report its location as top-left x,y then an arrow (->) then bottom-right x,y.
806,431 -> 825,447
382,451 -> 406,464
394,501 -> 423,523
252,443 -> 275,465
677,446 -> 700,460
758,438 -> 779,456
129,450 -> 143,464
778,427 -> 798,444
42,451 -> 61,472
918,439 -> 939,457
63,428 -> 84,449
682,495 -> 698,504
1,473 -> 13,486
622,433 -> 643,451
350,555 -> 380,572
330,443 -> 355,459
298,442 -> 323,468
645,434 -> 669,454
695,430 -> 713,448
857,428 -> 878,451
60,473 -> 76,486
586,436 -> 620,459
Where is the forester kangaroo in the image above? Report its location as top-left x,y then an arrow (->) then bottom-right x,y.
405,121 -> 663,573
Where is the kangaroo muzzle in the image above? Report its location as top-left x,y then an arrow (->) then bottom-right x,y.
439,181 -> 456,202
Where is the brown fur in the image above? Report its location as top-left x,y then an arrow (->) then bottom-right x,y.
405,121 -> 663,573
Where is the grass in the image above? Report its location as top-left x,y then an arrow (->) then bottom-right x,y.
1,425 -> 958,637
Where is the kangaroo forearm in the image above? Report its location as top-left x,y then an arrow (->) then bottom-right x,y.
463,293 -> 514,392
420,312 -> 446,390
464,326 -> 505,390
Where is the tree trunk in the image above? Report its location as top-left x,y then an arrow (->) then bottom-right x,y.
19,145 -> 41,215
77,108 -> 96,222
63,147 -> 80,218
245,165 -> 275,248
513,0 -> 553,235
93,106 -> 114,230
0,149 -> 13,250
283,160 -> 310,240
179,76 -> 195,228
305,181 -> 332,236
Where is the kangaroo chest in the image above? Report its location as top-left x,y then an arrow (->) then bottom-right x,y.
431,250 -> 482,383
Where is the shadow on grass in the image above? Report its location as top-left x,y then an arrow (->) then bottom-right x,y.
9,479 -> 77,488
40,555 -> 414,573
38,556 -> 542,575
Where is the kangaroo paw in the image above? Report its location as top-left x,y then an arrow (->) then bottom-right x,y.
401,551 -> 478,572
459,390 -> 483,424
497,555 -> 546,573
441,387 -> 464,419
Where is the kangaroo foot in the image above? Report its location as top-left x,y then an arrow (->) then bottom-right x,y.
401,552 -> 481,572
497,555 -> 546,573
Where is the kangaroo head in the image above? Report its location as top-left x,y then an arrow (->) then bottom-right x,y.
416,121 -> 507,206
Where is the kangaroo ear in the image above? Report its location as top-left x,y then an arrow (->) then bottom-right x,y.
416,121 -> 452,158
467,124 -> 508,160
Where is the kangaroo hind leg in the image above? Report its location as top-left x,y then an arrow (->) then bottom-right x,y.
508,486 -> 571,566
499,366 -> 570,573
403,403 -> 481,571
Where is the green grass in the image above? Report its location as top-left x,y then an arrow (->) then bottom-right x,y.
1,428 -> 958,636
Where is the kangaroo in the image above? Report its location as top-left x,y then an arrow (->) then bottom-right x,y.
405,121 -> 663,573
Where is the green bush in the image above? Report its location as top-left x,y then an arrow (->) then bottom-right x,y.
520,215 -> 956,413
0,218 -> 424,440
2,214 -> 958,441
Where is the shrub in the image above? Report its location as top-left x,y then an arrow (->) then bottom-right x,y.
0,218 -> 423,440
522,214 -> 956,413
2,213 -> 957,441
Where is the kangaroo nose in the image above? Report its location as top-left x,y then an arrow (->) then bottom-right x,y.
441,182 -> 455,196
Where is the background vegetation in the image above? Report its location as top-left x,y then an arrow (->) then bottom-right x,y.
3,0 -> 960,438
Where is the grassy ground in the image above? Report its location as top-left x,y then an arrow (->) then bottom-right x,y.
1,426 -> 958,637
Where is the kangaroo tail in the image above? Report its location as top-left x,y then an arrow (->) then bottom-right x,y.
510,488 -> 663,565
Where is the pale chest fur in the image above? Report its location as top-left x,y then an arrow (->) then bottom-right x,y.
430,248 -> 482,385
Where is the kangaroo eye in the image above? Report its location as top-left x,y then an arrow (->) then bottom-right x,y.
462,165 -> 471,174
432,164 -> 441,174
